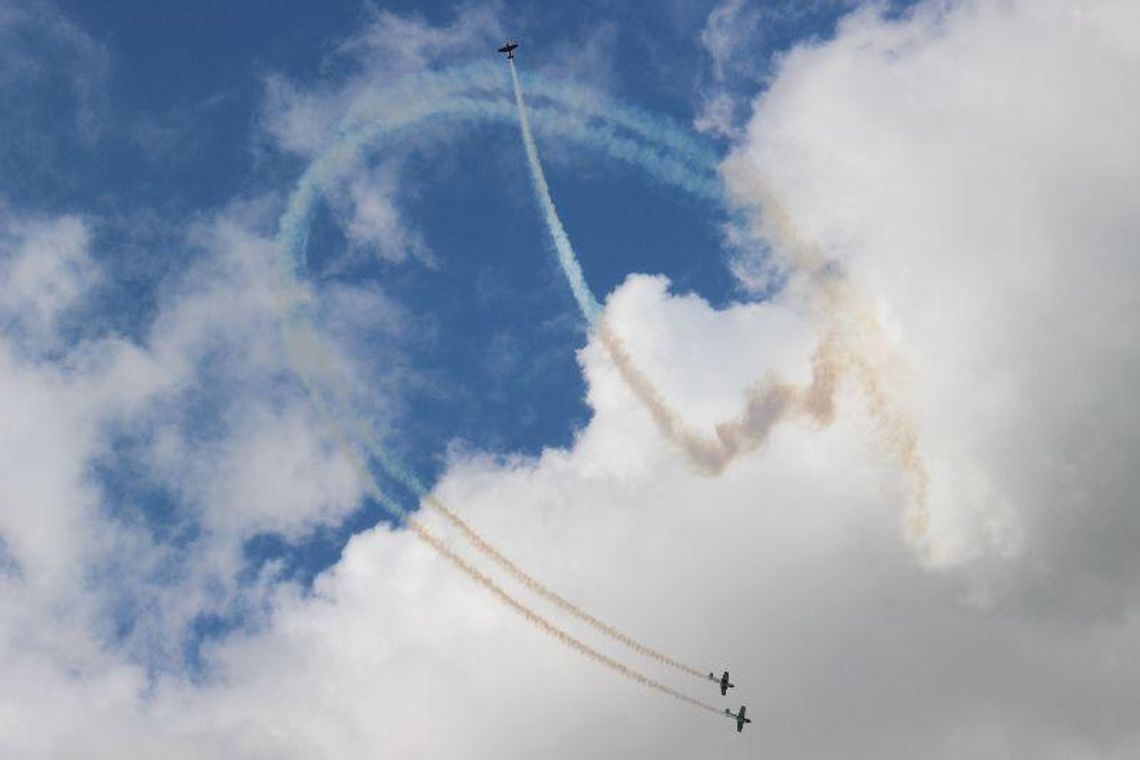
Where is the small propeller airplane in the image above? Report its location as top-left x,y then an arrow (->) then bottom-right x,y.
725,705 -> 752,733
709,670 -> 735,696
497,41 -> 518,59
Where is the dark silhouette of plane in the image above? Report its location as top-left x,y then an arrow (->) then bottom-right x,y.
726,705 -> 752,733
709,670 -> 735,696
497,41 -> 518,59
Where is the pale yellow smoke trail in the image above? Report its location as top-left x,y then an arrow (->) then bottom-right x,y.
596,317 -> 836,473
280,317 -> 716,690
720,157 -> 932,536
294,384 -> 721,714
816,279 -> 931,539
407,517 -> 722,715
595,321 -> 727,474
349,420 -> 710,681
589,195 -> 930,538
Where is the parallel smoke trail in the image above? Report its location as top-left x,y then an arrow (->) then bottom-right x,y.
272,68 -> 732,689
409,519 -> 721,716
279,322 -> 721,714
350,418 -> 709,680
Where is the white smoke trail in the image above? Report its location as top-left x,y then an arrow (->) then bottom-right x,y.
509,59 -> 601,320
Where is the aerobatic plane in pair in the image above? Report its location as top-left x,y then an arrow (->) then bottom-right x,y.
725,705 -> 752,733
709,670 -> 735,696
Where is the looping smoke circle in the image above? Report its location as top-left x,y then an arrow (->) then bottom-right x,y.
273,60 -> 728,492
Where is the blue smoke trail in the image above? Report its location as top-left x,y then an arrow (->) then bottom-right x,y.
508,59 -> 601,320
337,62 -> 718,172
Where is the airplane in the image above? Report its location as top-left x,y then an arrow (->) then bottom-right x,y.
709,670 -> 735,696
497,41 -> 518,59
725,705 -> 752,733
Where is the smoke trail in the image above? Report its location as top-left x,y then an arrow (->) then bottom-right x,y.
274,58 -> 928,717
594,320 -> 726,473
506,59 -> 930,535
277,320 -> 721,712
338,63 -> 718,180
282,320 -> 709,679
272,68 -> 735,686
349,417 -> 709,680
598,316 -> 838,475
295,334 -> 717,680
509,60 -> 601,320
408,519 -> 722,715
507,58 -> 817,475
719,160 -> 932,534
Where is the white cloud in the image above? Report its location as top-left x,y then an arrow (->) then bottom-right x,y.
189,405 -> 362,541
0,213 -> 97,348
148,269 -> 1139,759
258,5 -> 502,287
327,159 -> 434,266
0,197 -> 371,694
260,5 -> 502,158
695,0 -> 853,138
725,0 -> 1140,589
695,0 -> 763,137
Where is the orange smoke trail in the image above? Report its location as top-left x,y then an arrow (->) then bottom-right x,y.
594,261 -> 930,538
407,517 -> 722,715
425,493 -> 709,680
596,317 -> 835,472
720,157 -> 931,535
595,321 -> 726,474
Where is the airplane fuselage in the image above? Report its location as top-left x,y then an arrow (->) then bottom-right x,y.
725,706 -> 751,733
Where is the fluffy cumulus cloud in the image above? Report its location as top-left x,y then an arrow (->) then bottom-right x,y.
0,197 -> 369,751
3,1 -> 1140,758
724,0 -> 1140,590
694,0 -> 854,138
